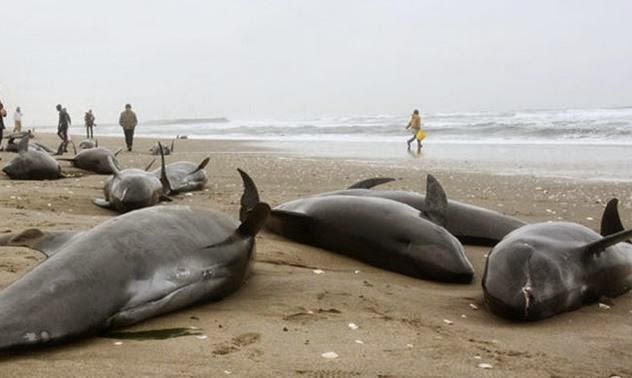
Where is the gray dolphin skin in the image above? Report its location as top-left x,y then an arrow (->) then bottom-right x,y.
152,157 -> 210,193
57,147 -> 122,174
94,144 -> 171,213
2,137 -> 63,180
323,175 -> 526,246
482,198 -> 632,321
150,139 -> 175,155
0,172 -> 270,352
79,139 -> 98,149
239,170 -> 474,283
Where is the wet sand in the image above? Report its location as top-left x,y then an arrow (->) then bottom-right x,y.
1,134 -> 631,377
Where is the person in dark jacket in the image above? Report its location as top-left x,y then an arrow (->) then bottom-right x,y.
84,109 -> 95,139
0,99 -> 6,151
119,103 -> 138,151
56,104 -> 71,153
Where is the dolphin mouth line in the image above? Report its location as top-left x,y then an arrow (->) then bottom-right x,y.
522,253 -> 534,320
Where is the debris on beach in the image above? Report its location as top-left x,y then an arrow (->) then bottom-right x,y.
461,314 -> 467,319
586,216 -> 594,221
469,303 -> 478,310
113,341 -> 123,346
442,319 -> 453,325
196,335 -> 208,340
313,269 -> 325,274
348,322 -> 359,330
321,351 -> 339,359
223,369 -> 232,375
477,363 -> 493,369
406,343 -> 414,348
599,303 -> 611,310
355,340 -> 364,344
354,270 -> 360,274
473,355 -> 482,360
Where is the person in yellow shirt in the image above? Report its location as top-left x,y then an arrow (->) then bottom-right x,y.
405,109 -> 425,153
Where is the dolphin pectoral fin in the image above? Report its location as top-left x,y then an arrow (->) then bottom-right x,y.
237,168 -> 261,222
0,229 -> 79,257
585,228 -> 632,256
238,203 -> 271,236
106,156 -> 121,177
347,177 -> 396,189
93,198 -> 113,209
189,157 -> 210,174
600,198 -> 625,236
17,136 -> 30,154
423,174 -> 448,226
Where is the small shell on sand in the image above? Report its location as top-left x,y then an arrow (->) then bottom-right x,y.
321,351 -> 339,359
313,269 -> 325,274
443,319 -> 453,325
478,363 -> 493,369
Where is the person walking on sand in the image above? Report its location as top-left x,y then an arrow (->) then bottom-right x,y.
13,106 -> 23,132
119,103 -> 138,151
84,109 -> 95,139
56,104 -> 71,153
0,99 -> 6,151
405,109 -> 425,153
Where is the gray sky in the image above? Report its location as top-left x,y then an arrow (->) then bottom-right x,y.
1,0 -> 631,125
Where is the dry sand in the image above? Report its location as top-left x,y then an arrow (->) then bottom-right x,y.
1,134 -> 631,377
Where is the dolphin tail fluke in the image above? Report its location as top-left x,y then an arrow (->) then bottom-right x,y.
158,142 -> 172,195
93,198 -> 113,209
238,203 -> 271,236
585,228 -> 632,256
237,168 -> 261,222
424,174 -> 448,226
0,229 -> 79,258
600,198 -> 625,236
144,159 -> 156,171
347,177 -> 395,189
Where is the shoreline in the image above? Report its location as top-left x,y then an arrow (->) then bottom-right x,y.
1,134 -> 631,377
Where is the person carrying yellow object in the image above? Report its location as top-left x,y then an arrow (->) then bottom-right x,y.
405,109 -> 425,153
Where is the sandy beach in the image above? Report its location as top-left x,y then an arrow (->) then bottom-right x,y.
1,133 -> 631,377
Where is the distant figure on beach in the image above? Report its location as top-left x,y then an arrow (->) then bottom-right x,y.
405,109 -> 425,153
84,109 -> 95,139
119,103 -> 138,151
13,107 -> 23,132
56,104 -> 71,153
0,98 -> 6,150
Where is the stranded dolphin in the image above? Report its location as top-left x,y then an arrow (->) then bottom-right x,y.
2,137 -> 63,180
0,170 -> 270,352
239,170 -> 473,283
482,198 -> 632,321
94,143 -> 171,213
321,175 -> 526,246
150,139 -> 175,155
152,157 -> 210,193
58,146 -> 122,174
79,139 -> 98,149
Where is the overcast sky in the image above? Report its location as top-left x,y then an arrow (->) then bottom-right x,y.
1,0 -> 631,125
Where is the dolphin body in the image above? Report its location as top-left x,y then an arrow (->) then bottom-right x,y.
151,157 -> 210,193
0,171 -> 270,352
2,137 -> 63,180
94,144 -> 171,213
483,198 -> 632,321
150,139 -> 175,155
320,176 -> 526,246
240,172 -> 473,283
79,139 -> 98,149
57,147 -> 122,174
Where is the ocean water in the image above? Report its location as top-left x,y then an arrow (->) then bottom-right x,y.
40,107 -> 632,180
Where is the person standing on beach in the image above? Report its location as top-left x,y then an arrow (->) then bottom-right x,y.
56,104 -> 71,153
13,107 -> 23,132
405,109 -> 425,153
0,99 -> 6,150
84,109 -> 95,139
119,103 -> 138,151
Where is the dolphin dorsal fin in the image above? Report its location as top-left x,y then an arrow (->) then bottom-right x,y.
144,159 -> 156,171
158,142 -> 172,195
107,156 -> 121,177
170,139 -> 175,153
17,135 -> 30,154
347,177 -> 396,189
189,157 -> 210,174
424,174 -> 448,226
585,228 -> 632,256
237,168 -> 261,222
238,203 -> 271,236
95,139 -> 99,147
601,198 -> 625,236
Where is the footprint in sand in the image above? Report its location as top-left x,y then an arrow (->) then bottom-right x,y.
212,332 -> 261,356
